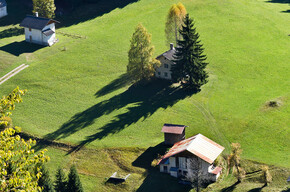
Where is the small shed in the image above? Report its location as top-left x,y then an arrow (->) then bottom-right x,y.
0,0 -> 7,18
19,13 -> 59,46
161,124 -> 186,145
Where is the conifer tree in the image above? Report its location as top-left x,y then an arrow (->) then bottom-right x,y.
171,14 -> 208,90
165,3 -> 187,45
54,168 -> 67,192
66,165 -> 83,192
33,0 -> 56,18
127,23 -> 160,84
38,165 -> 55,192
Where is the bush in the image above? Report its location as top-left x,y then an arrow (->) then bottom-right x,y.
0,116 -> 13,130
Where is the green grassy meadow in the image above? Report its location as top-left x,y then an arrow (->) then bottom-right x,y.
0,0 -> 289,191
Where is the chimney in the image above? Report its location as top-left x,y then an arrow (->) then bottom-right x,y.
35,12 -> 38,17
170,43 -> 174,50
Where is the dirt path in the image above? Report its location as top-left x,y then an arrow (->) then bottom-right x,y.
0,64 -> 29,85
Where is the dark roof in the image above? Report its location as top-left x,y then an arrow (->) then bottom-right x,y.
161,124 -> 186,134
156,47 -> 176,61
0,0 -> 7,8
42,28 -> 54,36
20,15 -> 59,30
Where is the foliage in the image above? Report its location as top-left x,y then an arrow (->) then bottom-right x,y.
32,0 -> 56,18
0,128 -> 50,191
165,2 -> 187,45
261,165 -> 272,186
0,116 -> 12,130
67,165 -> 83,192
228,143 -> 245,182
38,165 -> 55,192
0,88 -> 50,191
171,14 -> 208,90
127,23 -> 161,84
54,168 -> 67,192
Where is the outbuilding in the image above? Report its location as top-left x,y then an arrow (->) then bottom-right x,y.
161,124 -> 186,145
0,0 -> 7,18
19,13 -> 59,46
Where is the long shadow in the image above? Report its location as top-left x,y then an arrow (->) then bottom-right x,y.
221,181 -> 240,192
34,79 -> 196,152
0,27 -> 24,39
0,41 -> 44,56
58,0 -> 139,28
133,143 -> 192,192
266,0 -> 290,13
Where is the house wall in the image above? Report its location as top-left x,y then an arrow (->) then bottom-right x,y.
24,23 -> 56,46
164,132 -> 185,145
0,6 -> 7,18
155,56 -> 174,80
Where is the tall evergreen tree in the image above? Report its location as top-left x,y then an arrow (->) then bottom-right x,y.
33,0 -> 56,18
38,165 -> 55,192
66,165 -> 83,192
165,3 -> 187,45
127,23 -> 161,84
171,14 -> 209,90
54,168 -> 67,192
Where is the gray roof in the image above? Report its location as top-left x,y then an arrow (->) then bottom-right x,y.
42,28 -> 54,36
0,0 -> 7,8
20,15 -> 59,30
156,48 -> 176,61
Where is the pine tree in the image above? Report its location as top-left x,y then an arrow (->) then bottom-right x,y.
32,0 -> 56,18
165,3 -> 187,46
171,14 -> 208,90
54,168 -> 67,192
127,23 -> 160,84
66,165 -> 83,192
38,165 -> 55,192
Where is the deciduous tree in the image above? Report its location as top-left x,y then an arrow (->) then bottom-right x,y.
0,87 -> 50,191
127,23 -> 160,83
261,165 -> 272,186
227,143 -> 245,182
33,0 -> 56,18
165,2 -> 187,45
171,14 -> 208,90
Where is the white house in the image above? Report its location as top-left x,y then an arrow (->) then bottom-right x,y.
157,133 -> 224,182
0,0 -> 7,18
155,43 -> 176,80
19,13 -> 59,46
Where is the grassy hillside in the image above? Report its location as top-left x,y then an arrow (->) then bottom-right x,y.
0,0 -> 289,191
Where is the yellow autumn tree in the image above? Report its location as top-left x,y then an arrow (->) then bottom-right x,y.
0,87 -> 50,191
165,2 -> 187,46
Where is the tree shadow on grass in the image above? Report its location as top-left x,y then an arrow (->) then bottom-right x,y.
221,181 -> 240,192
132,143 -> 192,192
0,41 -> 44,56
34,78 -> 197,152
58,0 -> 139,28
0,27 -> 24,39
265,0 -> 290,13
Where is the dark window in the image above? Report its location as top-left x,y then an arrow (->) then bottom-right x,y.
183,171 -> 188,176
29,28 -> 31,31
158,72 -> 161,75
164,166 -> 168,173
164,64 -> 169,68
164,72 -> 168,77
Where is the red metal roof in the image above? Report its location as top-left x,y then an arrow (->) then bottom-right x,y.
210,167 -> 222,175
161,124 -> 186,134
157,134 -> 225,165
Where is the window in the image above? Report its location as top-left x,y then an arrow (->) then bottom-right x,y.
29,28 -> 31,32
157,72 -> 161,75
164,72 -> 168,77
164,64 -> 169,68
163,166 -> 168,173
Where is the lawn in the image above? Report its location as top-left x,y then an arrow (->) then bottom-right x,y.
0,0 -> 289,191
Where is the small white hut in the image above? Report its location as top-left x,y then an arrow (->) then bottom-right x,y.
0,0 -> 7,18
19,13 -> 59,46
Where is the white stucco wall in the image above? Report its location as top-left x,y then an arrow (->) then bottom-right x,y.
24,23 -> 56,46
0,6 -> 7,18
155,56 -> 174,80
